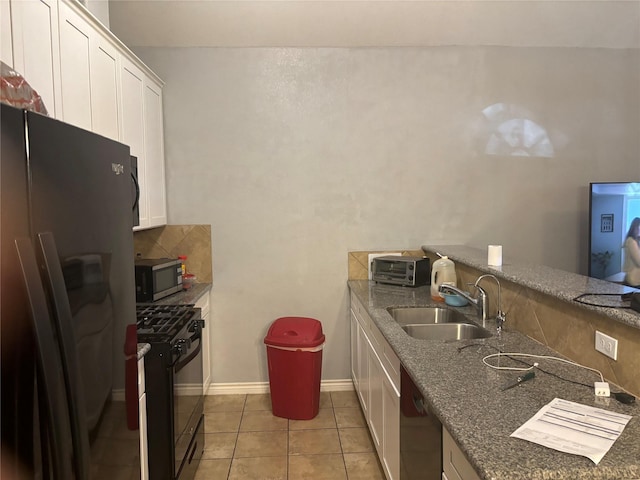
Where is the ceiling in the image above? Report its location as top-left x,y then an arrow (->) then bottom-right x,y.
108,0 -> 640,49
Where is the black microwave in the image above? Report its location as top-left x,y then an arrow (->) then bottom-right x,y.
134,258 -> 182,302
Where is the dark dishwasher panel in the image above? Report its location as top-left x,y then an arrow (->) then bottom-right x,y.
400,366 -> 442,479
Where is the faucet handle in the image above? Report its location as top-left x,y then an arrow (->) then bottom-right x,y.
467,283 -> 487,297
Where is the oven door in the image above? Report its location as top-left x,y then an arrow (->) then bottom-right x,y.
172,317 -> 205,480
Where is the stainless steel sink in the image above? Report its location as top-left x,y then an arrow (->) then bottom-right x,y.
387,306 -> 468,325
401,323 -> 492,341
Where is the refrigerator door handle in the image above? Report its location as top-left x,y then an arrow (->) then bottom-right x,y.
131,170 -> 140,212
14,237 -> 75,480
37,232 -> 91,480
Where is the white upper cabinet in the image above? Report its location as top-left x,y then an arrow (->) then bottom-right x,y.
119,57 -> 149,228
7,0 -> 167,231
11,0 -> 61,117
143,79 -> 167,228
89,34 -> 119,140
58,0 -> 92,130
59,0 -> 120,138
1,1 -> 13,66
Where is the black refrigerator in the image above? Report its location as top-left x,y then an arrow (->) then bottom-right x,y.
1,103 -> 139,479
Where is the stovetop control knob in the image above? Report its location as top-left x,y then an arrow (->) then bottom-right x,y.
173,338 -> 190,355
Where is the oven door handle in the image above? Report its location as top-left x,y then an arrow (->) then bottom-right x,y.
174,332 -> 202,373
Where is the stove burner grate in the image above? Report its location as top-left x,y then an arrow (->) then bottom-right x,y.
136,304 -> 196,343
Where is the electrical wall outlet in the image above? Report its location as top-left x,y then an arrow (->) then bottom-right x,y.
595,331 -> 618,361
594,382 -> 610,397
368,252 -> 401,280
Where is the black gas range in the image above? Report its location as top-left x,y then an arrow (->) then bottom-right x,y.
136,304 -> 205,480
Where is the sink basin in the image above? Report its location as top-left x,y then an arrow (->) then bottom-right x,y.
387,306 -> 468,325
401,323 -> 492,341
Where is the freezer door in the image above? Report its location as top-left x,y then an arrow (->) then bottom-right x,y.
37,232 -> 91,480
15,237 -> 75,480
26,110 -> 136,430
1,103 -> 37,479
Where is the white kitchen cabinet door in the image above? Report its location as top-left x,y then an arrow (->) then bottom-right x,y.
382,373 -> 400,480
1,1 -> 13,66
351,292 -> 401,480
368,343 -> 383,455
89,34 -> 119,140
356,320 -> 370,419
350,312 -> 359,391
11,0 -> 61,117
143,79 -> 167,228
119,57 -> 148,228
442,427 -> 481,480
58,0 -> 92,130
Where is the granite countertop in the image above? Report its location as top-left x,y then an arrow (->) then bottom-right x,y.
146,282 -> 212,306
348,280 -> 640,480
421,245 -> 640,330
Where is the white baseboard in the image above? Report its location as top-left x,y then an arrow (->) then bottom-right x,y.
113,379 -> 355,399
206,379 -> 354,396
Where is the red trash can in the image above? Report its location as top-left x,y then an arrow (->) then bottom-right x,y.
264,317 -> 325,420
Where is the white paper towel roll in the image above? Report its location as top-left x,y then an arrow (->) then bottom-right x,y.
488,245 -> 502,266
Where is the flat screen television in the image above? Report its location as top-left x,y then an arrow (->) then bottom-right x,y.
589,182 -> 640,283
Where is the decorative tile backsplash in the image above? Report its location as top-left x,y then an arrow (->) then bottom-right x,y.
133,225 -> 212,282
351,249 -> 640,397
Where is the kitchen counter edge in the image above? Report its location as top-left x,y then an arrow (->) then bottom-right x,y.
145,283 -> 212,306
347,280 -> 640,480
421,244 -> 640,330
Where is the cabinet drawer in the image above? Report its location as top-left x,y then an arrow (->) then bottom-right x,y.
442,428 -> 481,480
351,293 -> 400,392
369,321 -> 400,392
383,342 -> 400,391
195,291 -> 210,316
350,295 -> 369,331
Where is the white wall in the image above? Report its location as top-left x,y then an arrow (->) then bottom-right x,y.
83,0 -> 109,28
132,44 -> 639,384
110,0 -> 639,49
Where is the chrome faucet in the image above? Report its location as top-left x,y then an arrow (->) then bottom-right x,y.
439,283 -> 489,324
439,273 -> 506,333
474,274 -> 506,335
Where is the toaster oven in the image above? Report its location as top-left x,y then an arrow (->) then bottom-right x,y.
372,256 -> 430,287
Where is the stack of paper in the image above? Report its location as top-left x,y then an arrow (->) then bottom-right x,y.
511,397 -> 632,465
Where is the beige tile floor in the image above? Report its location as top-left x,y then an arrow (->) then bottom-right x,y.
196,391 -> 386,480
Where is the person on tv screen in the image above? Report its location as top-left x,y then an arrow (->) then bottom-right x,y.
623,217 -> 640,287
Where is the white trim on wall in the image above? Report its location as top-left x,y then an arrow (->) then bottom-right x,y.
207,380 -> 354,396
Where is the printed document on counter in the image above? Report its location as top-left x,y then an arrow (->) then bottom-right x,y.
510,397 -> 632,464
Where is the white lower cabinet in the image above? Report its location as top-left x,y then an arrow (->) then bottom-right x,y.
368,344 -> 384,452
382,373 -> 400,478
195,291 -> 211,395
350,294 -> 400,480
352,309 -> 370,419
442,427 -> 481,480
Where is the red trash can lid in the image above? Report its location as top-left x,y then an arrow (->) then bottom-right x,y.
264,317 -> 325,348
